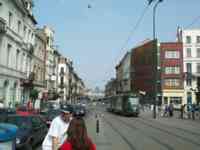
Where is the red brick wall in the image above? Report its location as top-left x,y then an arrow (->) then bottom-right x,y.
160,42 -> 184,90
131,40 -> 157,93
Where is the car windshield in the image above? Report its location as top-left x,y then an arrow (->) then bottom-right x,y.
6,116 -> 31,130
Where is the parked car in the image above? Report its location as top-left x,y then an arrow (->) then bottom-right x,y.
16,105 -> 38,116
0,108 -> 16,115
40,109 -> 62,127
73,105 -> 86,117
0,114 -> 48,150
60,104 -> 74,113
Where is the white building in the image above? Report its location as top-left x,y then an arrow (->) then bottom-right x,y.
43,26 -> 56,92
0,0 -> 37,107
177,27 -> 200,105
57,57 -> 72,103
33,29 -> 46,92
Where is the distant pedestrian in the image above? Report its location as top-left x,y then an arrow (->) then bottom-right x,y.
187,104 -> 192,119
163,104 -> 168,117
42,108 -> 72,150
60,117 -> 96,150
169,102 -> 174,117
180,104 -> 184,119
192,103 -> 196,120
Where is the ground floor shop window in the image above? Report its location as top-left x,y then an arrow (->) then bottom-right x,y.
170,97 -> 182,104
164,97 -> 168,104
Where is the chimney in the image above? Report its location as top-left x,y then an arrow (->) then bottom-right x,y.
176,26 -> 183,42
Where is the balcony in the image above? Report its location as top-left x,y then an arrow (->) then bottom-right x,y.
20,72 -> 35,87
0,17 -> 7,33
28,43 -> 34,55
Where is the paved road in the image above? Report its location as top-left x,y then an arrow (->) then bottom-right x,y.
37,105 -> 200,150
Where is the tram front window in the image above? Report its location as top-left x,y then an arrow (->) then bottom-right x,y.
129,97 -> 139,106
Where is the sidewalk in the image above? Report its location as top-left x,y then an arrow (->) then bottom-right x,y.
142,109 -> 200,123
85,111 -> 131,150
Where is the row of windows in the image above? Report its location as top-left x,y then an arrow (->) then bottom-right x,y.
165,51 -> 180,59
186,63 -> 200,73
186,35 -> 200,44
164,79 -> 180,87
186,48 -> 200,57
165,65 -> 199,73
2,43 -> 44,82
8,11 -> 34,43
165,67 -> 180,74
162,64 -> 200,75
5,44 -> 29,73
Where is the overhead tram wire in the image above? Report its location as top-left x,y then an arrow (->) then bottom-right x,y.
103,4 -> 151,83
184,15 -> 200,29
119,4 -> 150,54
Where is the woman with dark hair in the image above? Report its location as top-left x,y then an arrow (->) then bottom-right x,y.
60,117 -> 96,150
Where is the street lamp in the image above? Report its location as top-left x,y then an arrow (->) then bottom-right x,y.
149,0 -> 163,119
153,0 -> 163,40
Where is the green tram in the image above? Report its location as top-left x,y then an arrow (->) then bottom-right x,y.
106,93 -> 140,117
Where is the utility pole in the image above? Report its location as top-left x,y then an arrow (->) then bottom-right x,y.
148,0 -> 163,119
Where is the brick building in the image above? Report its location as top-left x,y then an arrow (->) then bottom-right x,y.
160,42 -> 184,109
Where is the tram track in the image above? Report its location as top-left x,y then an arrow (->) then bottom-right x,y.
134,117 -> 200,147
105,114 -> 175,150
103,115 -> 137,150
140,116 -> 200,137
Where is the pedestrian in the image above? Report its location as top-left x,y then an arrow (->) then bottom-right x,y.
187,103 -> 192,119
180,104 -> 184,119
163,104 -> 168,117
192,103 -> 196,120
169,102 -> 174,117
42,108 -> 73,150
60,117 -> 96,150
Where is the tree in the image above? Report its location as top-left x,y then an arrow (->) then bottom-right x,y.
30,88 -> 39,107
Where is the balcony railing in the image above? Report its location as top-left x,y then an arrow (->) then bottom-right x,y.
0,17 -> 7,33
20,72 -> 35,87
28,43 -> 34,55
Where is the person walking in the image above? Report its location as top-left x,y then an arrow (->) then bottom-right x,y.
180,104 -> 184,119
192,103 -> 196,120
60,117 -> 96,150
163,104 -> 168,117
169,102 -> 174,117
42,108 -> 73,150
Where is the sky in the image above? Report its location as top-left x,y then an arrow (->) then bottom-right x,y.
33,0 -> 200,89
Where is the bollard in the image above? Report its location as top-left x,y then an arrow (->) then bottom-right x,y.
96,119 -> 100,134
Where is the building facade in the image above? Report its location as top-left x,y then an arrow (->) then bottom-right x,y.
57,57 -> 71,102
115,52 -> 131,93
160,42 -> 184,109
105,78 -> 118,97
33,28 -> 46,92
177,28 -> 200,105
0,0 -> 37,107
43,26 -> 56,92
131,40 -> 160,104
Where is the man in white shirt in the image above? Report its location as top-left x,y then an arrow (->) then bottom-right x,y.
42,108 -> 72,150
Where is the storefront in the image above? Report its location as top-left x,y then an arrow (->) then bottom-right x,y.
162,89 -> 184,109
